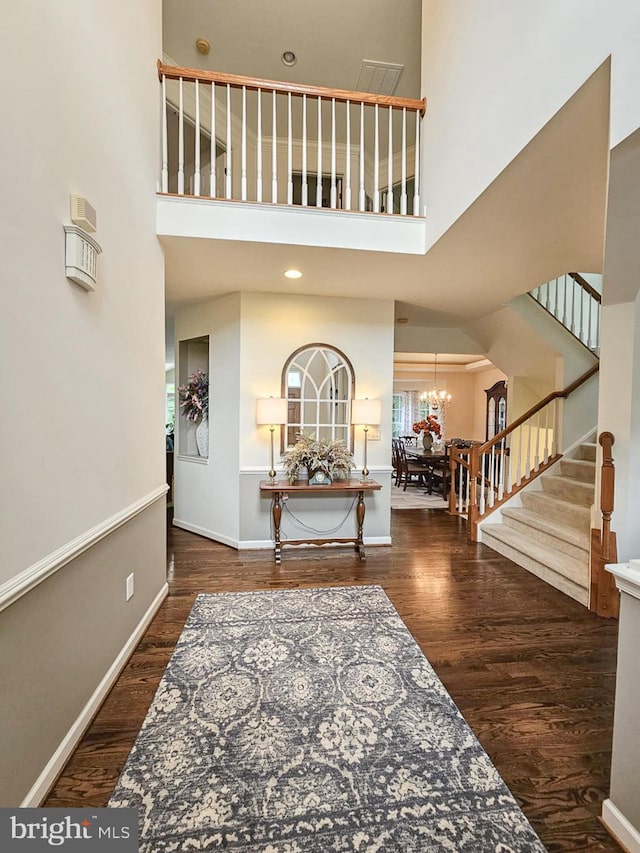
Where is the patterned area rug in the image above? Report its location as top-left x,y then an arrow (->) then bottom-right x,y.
110,587 -> 545,852
390,485 -> 449,509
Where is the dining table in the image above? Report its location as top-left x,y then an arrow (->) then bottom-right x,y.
404,446 -> 450,497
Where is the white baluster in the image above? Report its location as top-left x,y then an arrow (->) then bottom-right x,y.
194,79 -> 201,196
515,425 -> 522,486
535,410 -> 542,471
330,98 -> 337,208
287,92 -> 293,204
571,278 -> 577,334
505,436 -> 513,494
178,77 -> 184,195
543,404 -> 550,464
594,302 -> 600,351
551,400 -> 558,457
587,292 -> 593,349
373,104 -> 380,212
161,75 -> 168,192
562,274 -> 569,326
345,100 -> 351,211
525,417 -> 532,479
302,94 -> 308,206
479,452 -> 486,514
316,96 -> 323,207
256,88 -> 262,202
225,84 -> 232,199
271,90 -> 277,203
400,108 -> 407,215
241,85 -> 247,201
579,285 -> 585,345
359,102 -> 365,212
413,109 -> 420,215
387,105 -> 393,214
210,82 -> 216,198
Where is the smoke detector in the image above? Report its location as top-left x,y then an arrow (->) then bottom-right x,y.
196,38 -> 211,55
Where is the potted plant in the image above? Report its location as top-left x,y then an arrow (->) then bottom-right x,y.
283,432 -> 354,484
178,369 -> 209,456
412,415 -> 442,450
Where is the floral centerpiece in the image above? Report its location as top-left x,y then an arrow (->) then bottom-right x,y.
413,415 -> 442,449
178,369 -> 209,422
283,432 -> 354,483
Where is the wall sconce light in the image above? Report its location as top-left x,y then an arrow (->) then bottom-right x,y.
256,397 -> 288,481
351,398 -> 382,482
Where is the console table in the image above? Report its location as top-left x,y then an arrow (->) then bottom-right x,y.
259,478 -> 382,564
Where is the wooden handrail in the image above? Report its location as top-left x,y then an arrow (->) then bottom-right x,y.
569,272 -> 601,303
477,363 -> 599,456
158,61 -> 427,115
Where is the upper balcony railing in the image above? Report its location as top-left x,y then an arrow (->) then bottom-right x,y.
158,61 -> 426,217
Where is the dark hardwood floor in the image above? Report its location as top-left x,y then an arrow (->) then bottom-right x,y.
45,508 -> 621,852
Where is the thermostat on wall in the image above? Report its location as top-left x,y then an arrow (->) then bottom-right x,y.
70,194 -> 97,233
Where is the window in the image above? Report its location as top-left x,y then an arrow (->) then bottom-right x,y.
281,344 -> 355,450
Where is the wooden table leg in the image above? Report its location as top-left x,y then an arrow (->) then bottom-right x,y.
272,492 -> 282,564
356,489 -> 366,560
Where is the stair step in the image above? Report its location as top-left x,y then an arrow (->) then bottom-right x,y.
559,458 -> 596,484
574,442 -> 597,462
521,491 -> 591,533
540,474 -> 595,506
481,524 -> 589,606
501,507 -> 589,561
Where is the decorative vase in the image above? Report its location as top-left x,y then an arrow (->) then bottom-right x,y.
422,431 -> 434,451
195,417 -> 209,457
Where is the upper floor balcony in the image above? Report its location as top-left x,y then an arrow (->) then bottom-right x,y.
156,61 -> 427,255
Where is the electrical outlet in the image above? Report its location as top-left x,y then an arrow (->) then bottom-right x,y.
126,573 -> 135,601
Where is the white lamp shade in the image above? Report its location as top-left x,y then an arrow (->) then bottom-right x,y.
256,397 -> 288,425
351,398 -> 382,426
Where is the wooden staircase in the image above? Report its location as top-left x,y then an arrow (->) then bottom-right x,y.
480,441 -> 596,605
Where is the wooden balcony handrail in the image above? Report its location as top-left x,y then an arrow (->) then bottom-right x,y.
158,60 -> 427,115
568,272 -> 602,303
477,363 -> 599,456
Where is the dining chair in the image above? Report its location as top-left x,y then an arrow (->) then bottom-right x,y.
426,444 -> 451,500
395,440 -> 428,491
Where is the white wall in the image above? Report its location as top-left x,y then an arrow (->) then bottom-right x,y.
0,0 -> 166,805
420,0 -> 640,249
0,1 -> 166,587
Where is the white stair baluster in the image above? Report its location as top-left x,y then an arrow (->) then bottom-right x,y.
330,98 -> 336,208
387,105 -> 393,214
210,82 -> 216,198
543,404 -> 550,464
271,89 -> 277,203
161,75 -> 168,192
525,416 -> 533,478
256,88 -> 262,202
400,108 -> 407,215
241,85 -> 247,200
225,84 -> 232,199
373,104 -> 380,212
178,77 -> 184,195
287,92 -> 293,204
413,109 -> 420,215
316,96 -> 323,207
194,79 -> 201,196
359,102 -> 365,212
302,94 -> 308,206
479,452 -> 486,515
345,100 -> 351,211
515,425 -> 522,486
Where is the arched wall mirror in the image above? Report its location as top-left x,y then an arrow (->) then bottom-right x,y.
485,380 -> 507,440
281,344 -> 355,451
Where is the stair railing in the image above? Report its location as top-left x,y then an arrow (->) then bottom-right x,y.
450,364 -> 600,540
589,432 -> 620,617
529,272 -> 601,353
157,60 -> 426,215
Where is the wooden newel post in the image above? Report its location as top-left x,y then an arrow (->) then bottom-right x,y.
599,431 -> 615,562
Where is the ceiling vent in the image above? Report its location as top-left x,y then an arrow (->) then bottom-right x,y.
70,194 -> 97,233
355,60 -> 404,96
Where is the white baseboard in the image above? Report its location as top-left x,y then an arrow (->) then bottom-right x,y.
21,582 -> 169,807
602,799 -> 640,853
172,518 -> 239,549
172,523 -> 393,552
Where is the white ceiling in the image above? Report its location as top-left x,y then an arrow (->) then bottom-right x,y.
161,3 -> 609,332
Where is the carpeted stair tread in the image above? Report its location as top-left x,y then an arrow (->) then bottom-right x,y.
520,491 -> 591,532
559,458 -> 596,483
540,474 -> 595,505
481,524 -> 589,597
501,507 -> 589,559
574,442 -> 597,462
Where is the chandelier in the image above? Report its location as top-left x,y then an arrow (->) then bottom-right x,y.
420,353 -> 452,411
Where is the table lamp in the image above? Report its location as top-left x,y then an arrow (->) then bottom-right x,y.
256,397 -> 288,481
351,398 -> 382,482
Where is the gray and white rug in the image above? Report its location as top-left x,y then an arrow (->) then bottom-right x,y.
390,485 -> 449,509
110,586 -> 545,851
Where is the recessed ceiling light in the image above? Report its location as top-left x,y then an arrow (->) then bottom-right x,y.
284,268 -> 302,280
282,50 -> 297,67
